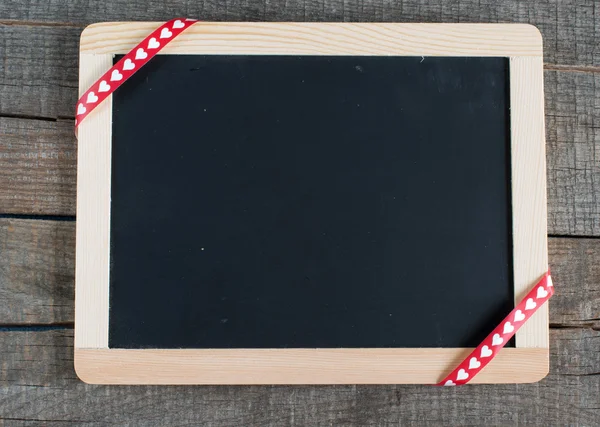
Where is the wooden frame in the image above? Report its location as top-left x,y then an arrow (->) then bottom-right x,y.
75,23 -> 548,384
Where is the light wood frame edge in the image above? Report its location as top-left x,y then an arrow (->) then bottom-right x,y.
75,22 -> 548,385
75,348 -> 547,385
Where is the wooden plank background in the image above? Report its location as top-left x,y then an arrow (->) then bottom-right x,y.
0,0 -> 598,424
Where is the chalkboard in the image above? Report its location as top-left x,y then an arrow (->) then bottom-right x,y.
75,22 -> 550,385
108,54 -> 514,349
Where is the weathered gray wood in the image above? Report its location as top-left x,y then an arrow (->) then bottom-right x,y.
546,70 -> 600,237
0,328 -> 598,425
1,9 -> 600,119
1,217 -> 598,329
1,26 -> 599,235
0,118 -> 76,216
0,25 -> 80,119
0,2 -> 597,425
0,219 -> 74,325
548,238 -> 600,329
1,0 -> 600,67
0,20 -> 599,233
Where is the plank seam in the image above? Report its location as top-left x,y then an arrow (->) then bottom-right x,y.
0,20 -> 84,28
0,112 -> 60,122
548,234 -> 600,240
544,63 -> 600,74
0,324 -> 74,331
0,214 -> 76,222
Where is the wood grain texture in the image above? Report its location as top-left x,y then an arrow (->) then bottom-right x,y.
0,118 -> 76,216
1,218 -> 597,330
546,70 -> 600,237
0,227 -> 598,327
0,25 -> 80,119
75,54 -> 112,349
0,0 -> 599,67
79,22 -> 543,56
1,26 -> 598,235
548,238 -> 600,330
0,0 -> 596,422
74,347 -> 548,385
509,56 -> 548,348
0,328 -> 598,425
0,218 -> 74,325
74,23 -> 548,383
75,22 -> 548,384
1,0 -> 600,117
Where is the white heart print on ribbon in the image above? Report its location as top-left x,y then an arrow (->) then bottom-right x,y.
75,18 -> 198,130
123,59 -> 135,71
98,81 -> 111,92
456,369 -> 469,381
525,298 -> 536,310
492,333 -> 503,346
148,37 -> 160,49
73,17 -> 554,386
468,357 -> 481,370
111,70 -> 123,81
135,48 -> 148,60
480,345 -> 492,358
514,309 -> 525,322
436,273 -> 553,386
86,92 -> 98,103
537,286 -> 548,299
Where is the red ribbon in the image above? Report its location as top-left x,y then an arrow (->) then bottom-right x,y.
75,18 -> 197,128
437,272 -> 553,386
76,19 -> 554,385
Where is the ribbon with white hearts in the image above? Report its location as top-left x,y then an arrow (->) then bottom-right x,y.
75,20 -> 555,386
75,18 -> 197,129
438,272 -> 554,386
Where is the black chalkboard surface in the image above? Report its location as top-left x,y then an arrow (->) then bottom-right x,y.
109,55 -> 513,350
